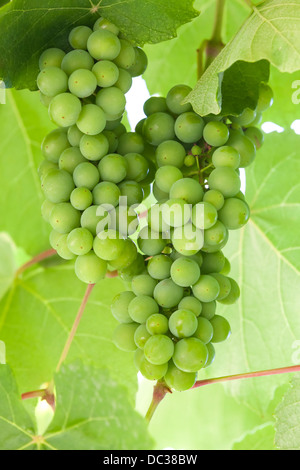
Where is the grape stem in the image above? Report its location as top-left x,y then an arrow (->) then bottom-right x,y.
21,385 -> 55,412
16,248 -> 57,276
55,283 -> 95,373
145,381 -> 172,423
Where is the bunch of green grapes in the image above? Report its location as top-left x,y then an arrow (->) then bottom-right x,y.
37,17 -> 153,284
111,82 -> 273,391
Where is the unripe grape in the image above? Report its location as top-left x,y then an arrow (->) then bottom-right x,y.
87,29 -> 121,61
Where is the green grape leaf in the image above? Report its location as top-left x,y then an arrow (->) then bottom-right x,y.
0,341 -> 6,364
0,365 -> 36,450
185,0 -> 300,116
0,0 -> 199,90
275,374 -> 300,450
0,89 -> 54,256
0,232 -> 17,301
43,360 -> 153,450
205,130 -> 300,415
232,423 -> 276,450
0,263 -> 138,401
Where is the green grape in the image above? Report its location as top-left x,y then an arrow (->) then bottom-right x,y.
68,69 -> 97,98
117,132 -> 145,155
226,129 -> 256,168
147,203 -> 170,233
134,324 -> 152,349
170,257 -> 200,287
143,97 -> 168,116
111,291 -> 136,323
203,121 -> 229,147
192,202 -> 218,230
113,38 -> 136,69
208,167 -> 241,198
234,190 -> 246,201
127,47 -> 148,77
172,224 -> 204,256
73,162 -> 100,190
144,334 -> 174,365
98,153 -> 128,184
230,107 -> 257,126
41,128 -> 70,163
128,295 -> 159,323
146,313 -> 169,335
256,83 -> 274,113
139,357 -> 168,381
119,253 -> 145,281
184,155 -> 196,167
81,205 -> 111,236
113,205 -> 139,236
67,227 -> 93,255
153,279 -> 184,308
169,178 -> 204,205
70,187 -> 93,211
37,67 -> 68,97
49,202 -> 81,233
190,252 -> 203,268
93,229 -> 125,261
58,147 -> 86,174
147,255 -> 173,281
124,153 -> 149,182
93,17 -> 120,35
218,277 -> 240,305
114,67 -> 133,94
218,197 -> 250,230
93,181 -> 121,208
201,300 -> 216,320
203,189 -> 224,211
169,309 -> 198,338
212,146 -> 240,169
174,112 -> 205,144
204,342 -> 216,368
39,92 -> 53,107
49,229 -> 63,250
247,112 -> 262,127
203,220 -> 228,248
192,275 -> 220,302
210,273 -> 231,300
69,25 -> 92,50
137,226 -> 167,256
39,48 -> 65,69
118,180 -> 143,206
113,322 -> 139,352
76,104 -> 106,135
87,29 -> 121,61
166,84 -> 192,115
42,168 -> 75,203
68,125 -> 84,147
49,92 -> 82,127
41,199 -> 55,223
75,251 -> 107,284
244,126 -> 264,149
79,133 -> 109,161
61,49 -> 94,76
96,87 -> 126,120
155,166 -> 183,194
109,238 -> 138,270
152,182 -> 168,202
143,112 -> 175,146
132,274 -> 157,297
178,296 -> 202,317
55,233 -> 76,260
194,317 -> 214,344
220,257 -> 231,275
173,337 -> 208,372
164,361 -> 197,391
161,198 -> 191,228
210,315 -> 231,343
92,60 -> 119,87
201,251 -> 225,274
102,130 -> 118,153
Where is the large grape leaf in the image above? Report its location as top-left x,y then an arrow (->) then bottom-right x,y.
0,0 -> 199,90
0,89 -> 54,255
232,423 -> 276,450
200,130 -> 300,415
185,0 -> 300,116
0,262 -> 139,401
0,362 -> 153,450
275,374 -> 300,450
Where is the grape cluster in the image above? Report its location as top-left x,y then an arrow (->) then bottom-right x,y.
111,82 -> 273,391
37,18 -> 152,284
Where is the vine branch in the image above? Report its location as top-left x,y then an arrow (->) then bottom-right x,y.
16,248 -> 57,276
